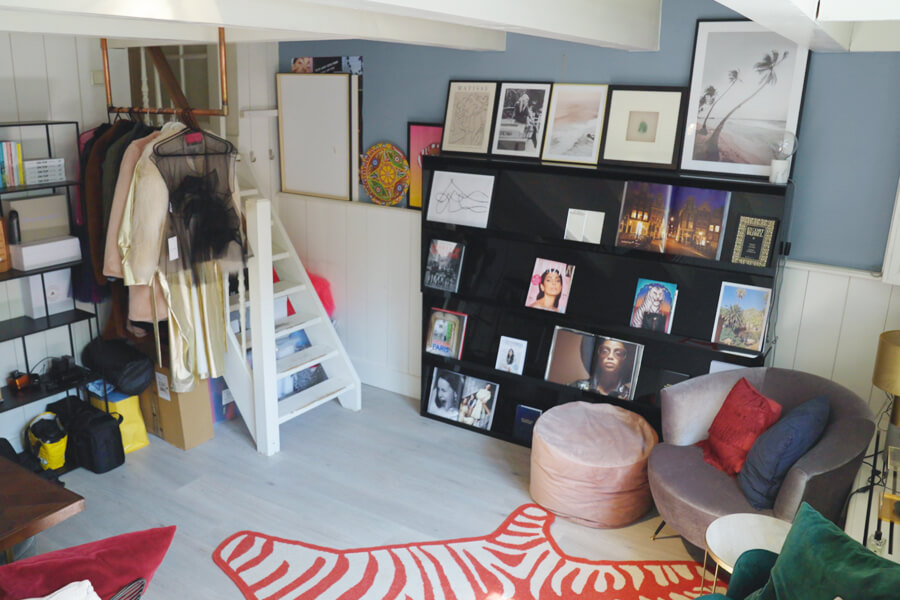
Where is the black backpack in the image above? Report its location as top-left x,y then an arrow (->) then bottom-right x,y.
47,398 -> 125,474
81,338 -> 154,395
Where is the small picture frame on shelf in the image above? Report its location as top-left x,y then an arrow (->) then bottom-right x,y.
599,86 -> 687,169
541,83 -> 609,165
680,20 -> 809,178
425,170 -> 495,229
712,282 -> 772,353
490,82 -> 552,159
731,216 -> 778,267
440,81 -> 498,154
525,258 -> 575,314
495,336 -> 527,375
407,122 -> 443,210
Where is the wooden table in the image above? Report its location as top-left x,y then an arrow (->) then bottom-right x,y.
0,456 -> 84,562
701,513 -> 792,594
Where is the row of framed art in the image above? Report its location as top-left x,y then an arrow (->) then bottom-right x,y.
431,20 -> 808,180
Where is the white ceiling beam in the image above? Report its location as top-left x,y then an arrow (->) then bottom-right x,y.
817,0 -> 900,22
715,0 -> 853,51
0,0 -> 506,50
302,0 -> 662,50
846,21 -> 900,51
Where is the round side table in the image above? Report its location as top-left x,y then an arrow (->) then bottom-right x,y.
701,513 -> 792,594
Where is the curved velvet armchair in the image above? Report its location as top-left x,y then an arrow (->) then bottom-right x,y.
647,367 -> 874,549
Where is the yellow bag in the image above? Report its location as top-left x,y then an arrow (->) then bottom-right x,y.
26,412 -> 67,470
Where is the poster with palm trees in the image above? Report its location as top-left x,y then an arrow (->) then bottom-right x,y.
681,21 -> 809,178
712,282 -> 772,353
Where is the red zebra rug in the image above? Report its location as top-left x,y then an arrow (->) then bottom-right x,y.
214,504 -> 719,600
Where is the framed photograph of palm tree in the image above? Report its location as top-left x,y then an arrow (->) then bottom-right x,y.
681,20 -> 809,178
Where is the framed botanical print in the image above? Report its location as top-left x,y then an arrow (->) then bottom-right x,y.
599,86 -> 686,169
490,82 -> 552,159
440,81 -> 498,154
541,83 -> 609,165
681,20 -> 809,178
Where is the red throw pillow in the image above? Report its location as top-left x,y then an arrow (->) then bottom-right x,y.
0,526 -> 175,600
697,377 -> 782,475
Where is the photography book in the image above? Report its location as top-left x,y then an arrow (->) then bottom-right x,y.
630,278 -> 678,333
544,326 -> 643,401
712,282 -> 772,353
495,336 -> 527,375
426,368 -> 498,431
513,404 -> 543,443
424,239 -> 465,293
425,308 -> 468,359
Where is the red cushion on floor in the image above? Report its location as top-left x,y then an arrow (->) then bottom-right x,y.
697,378 -> 782,475
0,526 -> 175,600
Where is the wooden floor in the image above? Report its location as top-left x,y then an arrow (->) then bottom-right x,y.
36,386 -> 691,599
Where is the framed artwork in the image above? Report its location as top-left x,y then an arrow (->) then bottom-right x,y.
440,81 -> 498,154
524,258 -> 575,314
407,122 -> 442,210
600,86 -> 687,169
425,170 -> 495,228
359,143 -> 408,206
490,82 -> 552,158
541,83 -> 609,164
731,216 -> 778,267
681,20 -> 809,177
712,282 -> 772,353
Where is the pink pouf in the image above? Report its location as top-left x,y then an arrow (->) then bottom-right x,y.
530,402 -> 658,528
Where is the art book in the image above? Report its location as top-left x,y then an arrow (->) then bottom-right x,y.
495,336 -> 527,375
630,278 -> 678,333
524,258 -> 575,314
424,239 -> 465,293
513,405 -> 543,443
427,368 -> 499,430
712,282 -> 772,353
544,326 -> 643,401
425,308 -> 467,359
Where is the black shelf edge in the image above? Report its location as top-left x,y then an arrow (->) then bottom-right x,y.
0,260 -> 82,284
0,366 -> 96,415
0,309 -> 95,344
0,179 -> 78,194
0,120 -> 79,128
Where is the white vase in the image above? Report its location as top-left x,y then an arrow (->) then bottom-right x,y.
769,159 -> 790,184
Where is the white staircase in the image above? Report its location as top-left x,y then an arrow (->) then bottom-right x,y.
223,188 -> 361,456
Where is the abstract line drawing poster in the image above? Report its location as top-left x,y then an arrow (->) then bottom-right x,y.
425,170 -> 495,229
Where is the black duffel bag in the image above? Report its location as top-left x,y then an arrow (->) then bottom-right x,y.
46,397 -> 125,474
81,338 -> 154,395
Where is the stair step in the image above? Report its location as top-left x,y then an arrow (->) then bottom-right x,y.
240,187 -> 260,198
272,243 -> 290,262
274,312 -> 321,339
276,344 -> 337,379
273,279 -> 305,299
278,378 -> 354,423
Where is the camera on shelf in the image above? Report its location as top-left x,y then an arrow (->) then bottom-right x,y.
6,370 -> 36,391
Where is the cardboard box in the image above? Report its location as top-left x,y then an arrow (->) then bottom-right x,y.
2,194 -> 69,242
20,269 -> 72,318
138,366 -> 214,450
9,235 -> 81,270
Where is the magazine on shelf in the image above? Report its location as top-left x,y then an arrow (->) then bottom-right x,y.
424,239 -> 465,293
494,336 -> 527,375
630,278 -> 678,333
426,368 -> 498,431
524,258 -> 575,314
425,307 -> 468,359
712,282 -> 772,354
544,326 -> 643,401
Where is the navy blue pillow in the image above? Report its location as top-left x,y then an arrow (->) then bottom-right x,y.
738,395 -> 831,509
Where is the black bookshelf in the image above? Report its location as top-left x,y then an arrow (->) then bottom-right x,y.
420,155 -> 791,447
0,366 -> 96,415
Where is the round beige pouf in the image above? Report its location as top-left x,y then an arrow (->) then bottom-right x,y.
530,401 -> 658,528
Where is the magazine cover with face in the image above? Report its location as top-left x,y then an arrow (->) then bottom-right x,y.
524,258 -> 575,314
544,326 -> 643,401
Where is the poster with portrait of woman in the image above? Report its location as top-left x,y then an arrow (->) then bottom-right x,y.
524,258 -> 575,314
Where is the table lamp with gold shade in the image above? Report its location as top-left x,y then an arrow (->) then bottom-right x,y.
872,330 -> 900,533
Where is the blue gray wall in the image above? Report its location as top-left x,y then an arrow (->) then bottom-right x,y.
279,0 -> 900,271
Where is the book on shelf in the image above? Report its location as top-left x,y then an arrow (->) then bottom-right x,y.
524,257 -> 575,314
0,141 -> 24,188
712,282 -> 772,354
424,239 -> 465,293
494,336 -> 527,375
630,278 -> 678,333
425,307 -> 468,359
544,326 -> 644,401
513,404 -> 542,442
426,367 -> 498,431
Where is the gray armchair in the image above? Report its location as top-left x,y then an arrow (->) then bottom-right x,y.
648,367 -> 875,548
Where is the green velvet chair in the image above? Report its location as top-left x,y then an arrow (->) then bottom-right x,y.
696,503 -> 900,600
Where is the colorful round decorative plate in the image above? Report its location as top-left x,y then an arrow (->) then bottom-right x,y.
360,143 -> 410,206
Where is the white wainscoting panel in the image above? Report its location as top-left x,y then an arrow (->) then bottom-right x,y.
277,194 -> 423,398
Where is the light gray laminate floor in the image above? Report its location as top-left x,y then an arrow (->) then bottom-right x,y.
35,386 -> 691,598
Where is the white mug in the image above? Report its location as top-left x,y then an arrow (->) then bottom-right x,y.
769,159 -> 790,184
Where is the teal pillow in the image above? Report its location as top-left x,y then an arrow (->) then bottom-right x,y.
757,503 -> 900,600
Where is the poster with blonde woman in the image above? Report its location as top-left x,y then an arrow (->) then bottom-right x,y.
524,258 -> 575,314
